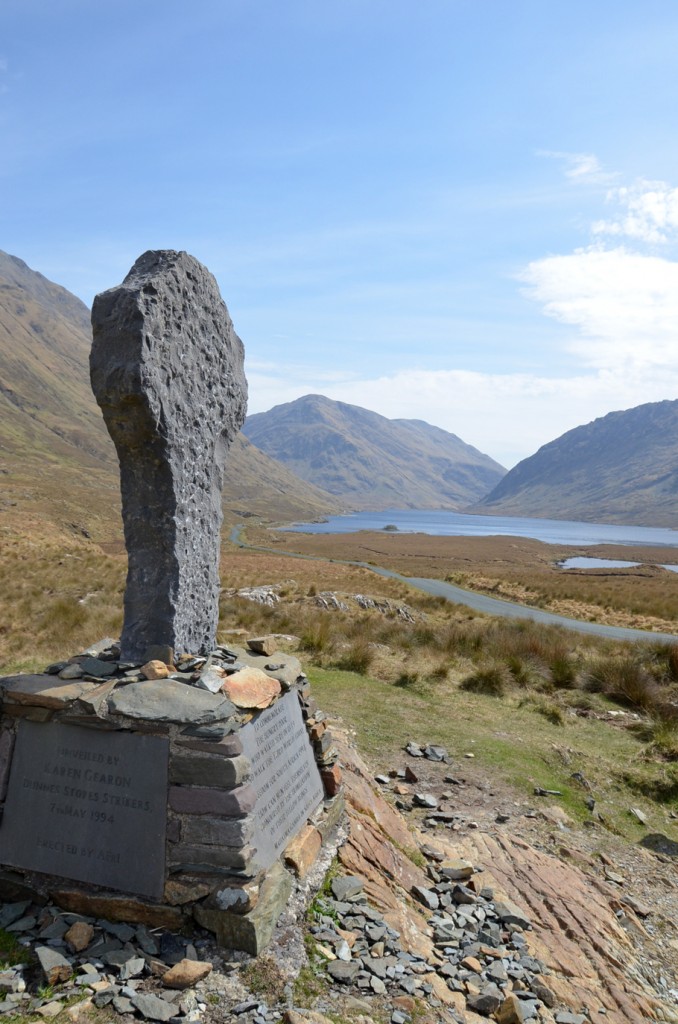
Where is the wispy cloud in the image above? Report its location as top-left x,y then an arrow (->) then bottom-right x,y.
538,150 -> 618,186
522,157 -> 678,373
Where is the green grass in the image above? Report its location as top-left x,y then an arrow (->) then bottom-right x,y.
308,665 -> 678,839
0,929 -> 31,967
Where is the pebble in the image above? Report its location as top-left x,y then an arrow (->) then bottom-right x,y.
413,793 -> 438,809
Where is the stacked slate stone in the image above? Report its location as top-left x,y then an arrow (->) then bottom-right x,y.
309,872 -> 589,1024
0,634 -> 344,955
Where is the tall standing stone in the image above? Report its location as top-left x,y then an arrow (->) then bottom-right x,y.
91,250 -> 247,661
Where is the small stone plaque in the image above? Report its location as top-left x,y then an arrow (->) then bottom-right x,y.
240,692 -> 324,871
0,721 -> 169,897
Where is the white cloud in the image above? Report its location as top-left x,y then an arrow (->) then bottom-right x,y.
592,179 -> 678,244
539,150 -> 618,186
521,246 -> 678,370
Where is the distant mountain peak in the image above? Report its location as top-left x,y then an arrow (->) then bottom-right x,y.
244,394 -> 505,511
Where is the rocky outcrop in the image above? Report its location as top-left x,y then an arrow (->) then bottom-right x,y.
328,731 -> 675,1024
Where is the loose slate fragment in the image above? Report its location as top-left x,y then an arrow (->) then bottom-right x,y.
91,250 -> 247,661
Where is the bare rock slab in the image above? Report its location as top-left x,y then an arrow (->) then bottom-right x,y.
0,676 -> 99,710
108,679 -> 236,724
91,250 -> 247,660
51,890 -> 182,930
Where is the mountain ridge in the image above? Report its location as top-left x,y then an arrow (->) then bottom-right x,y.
243,393 -> 506,510
474,399 -> 678,527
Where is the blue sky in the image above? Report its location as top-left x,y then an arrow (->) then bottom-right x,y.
2,1 -> 678,467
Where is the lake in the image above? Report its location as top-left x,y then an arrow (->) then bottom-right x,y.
283,509 -> 678,548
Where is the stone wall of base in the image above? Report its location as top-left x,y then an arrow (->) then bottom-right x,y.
0,636 -> 345,952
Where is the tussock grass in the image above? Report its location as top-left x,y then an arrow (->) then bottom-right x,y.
460,663 -> 508,697
394,670 -> 420,689
331,637 -> 375,674
518,694 -> 566,726
587,655 -> 661,712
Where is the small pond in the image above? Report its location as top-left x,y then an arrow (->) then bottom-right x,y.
560,556 -> 678,573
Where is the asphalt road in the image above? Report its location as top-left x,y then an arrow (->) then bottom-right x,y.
230,527 -> 678,645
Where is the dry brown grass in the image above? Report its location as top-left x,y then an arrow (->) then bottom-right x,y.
0,529 -> 125,672
251,526 -> 678,631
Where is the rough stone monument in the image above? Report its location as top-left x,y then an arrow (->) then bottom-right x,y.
0,250 -> 343,959
90,249 -> 248,661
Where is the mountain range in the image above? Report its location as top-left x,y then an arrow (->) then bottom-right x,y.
2,248 -> 676,535
244,394 -> 505,509
475,400 -> 678,527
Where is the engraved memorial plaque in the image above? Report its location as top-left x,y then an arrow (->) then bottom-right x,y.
240,692 -> 324,871
0,721 -> 169,897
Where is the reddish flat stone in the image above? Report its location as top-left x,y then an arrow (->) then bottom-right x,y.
141,660 -> 170,680
221,668 -> 281,709
284,825 -> 322,878
162,959 -> 213,989
321,764 -> 342,797
64,920 -> 94,952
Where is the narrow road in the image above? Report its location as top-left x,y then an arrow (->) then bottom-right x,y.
230,527 -> 678,645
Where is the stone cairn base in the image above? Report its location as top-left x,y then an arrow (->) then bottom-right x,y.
0,636 -> 343,955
